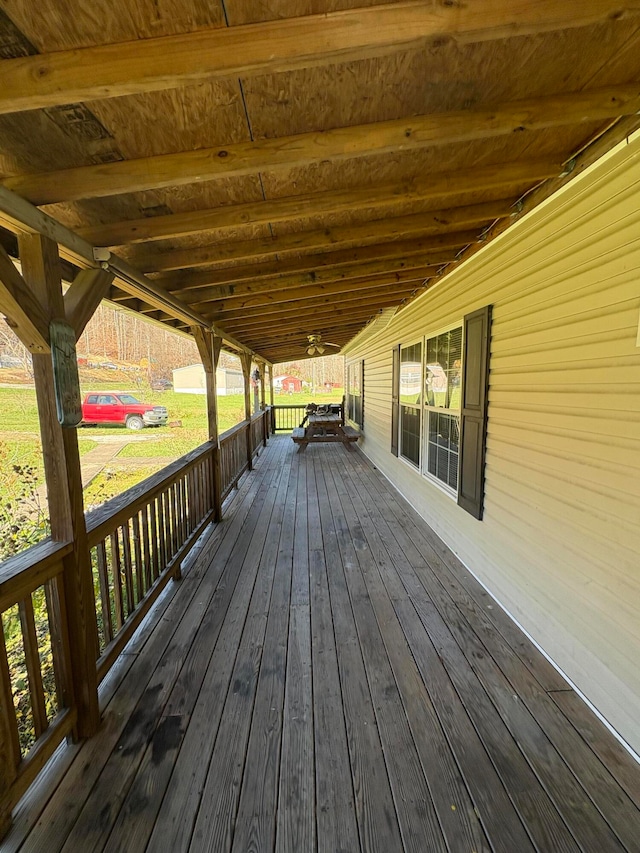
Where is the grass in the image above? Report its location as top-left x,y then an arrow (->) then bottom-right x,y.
0,384 -> 344,521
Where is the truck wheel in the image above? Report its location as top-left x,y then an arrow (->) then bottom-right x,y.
126,415 -> 144,430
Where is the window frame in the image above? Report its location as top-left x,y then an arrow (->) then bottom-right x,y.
346,359 -> 364,430
421,321 -> 463,497
392,307 -> 491,519
398,338 -> 423,470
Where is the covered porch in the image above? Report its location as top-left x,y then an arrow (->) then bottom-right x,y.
4,436 -> 639,852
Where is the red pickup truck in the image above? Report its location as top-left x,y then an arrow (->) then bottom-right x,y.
81,392 -> 168,430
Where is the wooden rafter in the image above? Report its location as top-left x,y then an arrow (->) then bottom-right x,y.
161,250 -> 457,300
1,1 -> 635,114
206,283 -> 422,324
185,272 -> 433,311
216,298 -> 409,334
132,202 -> 511,273
6,87 -> 640,204
78,161 -> 559,247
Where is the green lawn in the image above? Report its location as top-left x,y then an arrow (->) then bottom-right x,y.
0,385 -> 344,554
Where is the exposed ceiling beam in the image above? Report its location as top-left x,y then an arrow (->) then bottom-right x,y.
243,324 -> 368,345
1,1 -> 634,114
161,249 -> 456,297
132,202 -> 509,272
244,324 -> 372,353
111,266 -> 432,308
216,298 -> 409,335
205,283 -> 421,324
187,272 -> 433,311
167,231 -> 475,290
6,87 -> 639,204
79,161 -> 559,246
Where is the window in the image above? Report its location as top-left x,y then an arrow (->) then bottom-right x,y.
424,326 -> 462,492
346,360 -> 364,428
391,307 -> 491,519
399,342 -> 422,467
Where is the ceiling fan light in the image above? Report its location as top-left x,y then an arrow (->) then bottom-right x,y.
306,345 -> 316,355
317,345 -> 325,354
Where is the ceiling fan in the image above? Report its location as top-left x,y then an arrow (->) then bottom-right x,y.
305,334 -> 340,356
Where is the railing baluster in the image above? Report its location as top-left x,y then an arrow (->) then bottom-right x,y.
95,541 -> 113,645
45,575 -> 74,709
121,523 -> 135,615
18,596 -> 48,739
141,505 -> 152,592
110,532 -> 124,631
149,499 -> 160,582
132,514 -> 144,602
0,616 -> 20,835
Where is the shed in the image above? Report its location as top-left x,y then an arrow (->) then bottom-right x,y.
274,375 -> 303,393
173,363 -> 244,395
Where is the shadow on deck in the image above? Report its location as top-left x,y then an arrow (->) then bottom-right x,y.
7,436 -> 640,852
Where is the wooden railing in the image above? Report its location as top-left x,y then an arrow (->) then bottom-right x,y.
219,420 -> 249,502
250,410 -> 266,457
0,414 -> 276,836
85,441 -> 217,681
271,404 -> 307,432
0,539 -> 77,836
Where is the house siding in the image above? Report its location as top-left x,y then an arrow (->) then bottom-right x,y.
344,133 -> 640,753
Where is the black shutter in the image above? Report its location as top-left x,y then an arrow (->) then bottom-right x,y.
458,306 -> 492,519
359,359 -> 365,429
391,345 -> 400,456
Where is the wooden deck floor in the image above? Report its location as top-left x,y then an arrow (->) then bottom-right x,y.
8,436 -> 640,852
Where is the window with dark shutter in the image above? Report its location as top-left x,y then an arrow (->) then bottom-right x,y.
457,305 -> 492,520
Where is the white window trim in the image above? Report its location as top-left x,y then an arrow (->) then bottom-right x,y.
398,338 -> 423,468
396,322 -> 463,496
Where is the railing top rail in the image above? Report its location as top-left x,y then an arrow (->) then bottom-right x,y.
86,440 -> 215,544
0,538 -> 72,611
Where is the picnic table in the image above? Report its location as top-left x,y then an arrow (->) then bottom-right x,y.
292,411 -> 359,452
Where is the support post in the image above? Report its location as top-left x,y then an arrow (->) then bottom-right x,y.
240,350 -> 253,472
267,365 -> 275,433
191,327 -> 223,522
268,364 -> 274,408
19,233 -> 100,740
257,361 -> 267,446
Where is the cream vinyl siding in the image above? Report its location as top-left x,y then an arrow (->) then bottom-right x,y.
345,134 -> 640,753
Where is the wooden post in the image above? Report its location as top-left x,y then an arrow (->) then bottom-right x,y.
191,327 -> 223,522
240,350 -> 253,471
268,364 -> 274,406
19,234 -> 100,739
257,361 -> 267,445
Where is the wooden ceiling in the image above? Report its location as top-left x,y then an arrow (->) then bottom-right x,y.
1,0 -> 640,363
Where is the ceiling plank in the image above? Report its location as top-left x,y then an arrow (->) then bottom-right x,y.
133,202 -> 510,272
6,87 -> 639,204
79,161 -> 559,246
1,1 -> 634,114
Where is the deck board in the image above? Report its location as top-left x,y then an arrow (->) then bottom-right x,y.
9,437 -> 640,853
